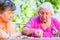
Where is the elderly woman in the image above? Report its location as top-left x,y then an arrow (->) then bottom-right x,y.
0,0 -> 21,40
22,2 -> 60,38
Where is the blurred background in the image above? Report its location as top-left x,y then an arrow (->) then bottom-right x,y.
11,0 -> 60,32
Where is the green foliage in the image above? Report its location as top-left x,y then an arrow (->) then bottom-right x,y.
17,24 -> 25,32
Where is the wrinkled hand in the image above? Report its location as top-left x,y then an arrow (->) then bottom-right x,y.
34,29 -> 43,38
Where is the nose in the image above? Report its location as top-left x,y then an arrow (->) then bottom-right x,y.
10,15 -> 12,18
43,14 -> 46,19
9,14 -> 12,18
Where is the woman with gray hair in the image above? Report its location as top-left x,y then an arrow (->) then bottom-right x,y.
22,2 -> 60,38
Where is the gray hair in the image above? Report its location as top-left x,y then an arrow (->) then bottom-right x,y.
37,2 -> 54,15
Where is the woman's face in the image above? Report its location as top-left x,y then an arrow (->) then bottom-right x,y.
38,8 -> 52,23
0,8 -> 13,23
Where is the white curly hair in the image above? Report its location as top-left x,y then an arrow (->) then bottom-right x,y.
37,2 -> 54,15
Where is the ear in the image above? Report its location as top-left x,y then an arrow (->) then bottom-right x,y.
38,12 -> 39,14
38,11 -> 40,15
50,11 -> 53,16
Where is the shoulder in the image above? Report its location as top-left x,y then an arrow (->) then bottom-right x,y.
29,16 -> 39,21
51,17 -> 60,23
51,17 -> 60,27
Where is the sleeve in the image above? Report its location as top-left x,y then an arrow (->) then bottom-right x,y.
23,17 -> 35,29
54,18 -> 60,29
53,18 -> 60,37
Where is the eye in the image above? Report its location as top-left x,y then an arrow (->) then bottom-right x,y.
46,12 -> 49,15
40,12 -> 44,15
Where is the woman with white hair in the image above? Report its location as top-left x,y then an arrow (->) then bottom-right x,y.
22,2 -> 60,38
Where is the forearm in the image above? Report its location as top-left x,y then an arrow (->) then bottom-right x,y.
22,28 -> 35,35
0,34 -> 5,38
